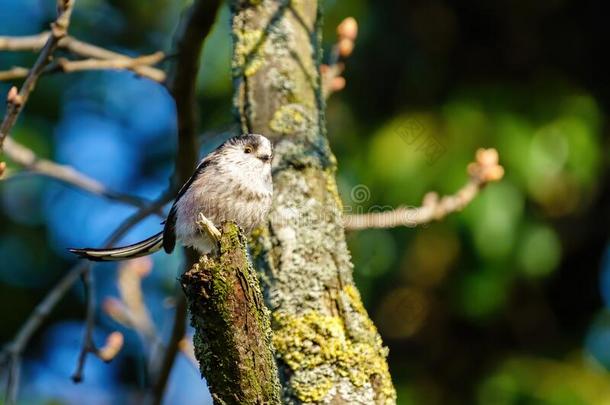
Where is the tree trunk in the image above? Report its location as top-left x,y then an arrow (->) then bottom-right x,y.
230,1 -> 397,403
180,222 -> 281,404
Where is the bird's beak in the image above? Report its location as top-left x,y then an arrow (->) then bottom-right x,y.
258,154 -> 272,163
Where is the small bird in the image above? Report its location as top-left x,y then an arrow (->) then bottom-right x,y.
69,134 -> 273,261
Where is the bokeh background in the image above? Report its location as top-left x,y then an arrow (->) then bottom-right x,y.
1,0 -> 610,404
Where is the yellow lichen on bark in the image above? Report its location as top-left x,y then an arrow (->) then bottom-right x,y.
269,103 -> 311,135
232,28 -> 265,77
231,0 -> 397,402
323,167 -> 344,211
272,284 -> 395,403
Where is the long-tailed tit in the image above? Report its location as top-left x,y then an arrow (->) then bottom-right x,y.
69,134 -> 273,261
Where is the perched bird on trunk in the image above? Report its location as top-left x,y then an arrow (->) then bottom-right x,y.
69,134 -> 273,261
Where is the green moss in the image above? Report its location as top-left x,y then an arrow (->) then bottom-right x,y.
183,222 -> 281,404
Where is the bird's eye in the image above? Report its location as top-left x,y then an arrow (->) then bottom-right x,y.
244,147 -> 252,154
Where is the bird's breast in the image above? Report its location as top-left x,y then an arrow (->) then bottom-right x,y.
175,178 -> 271,242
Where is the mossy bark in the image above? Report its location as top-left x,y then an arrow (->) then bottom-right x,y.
180,222 -> 281,405
231,0 -> 397,403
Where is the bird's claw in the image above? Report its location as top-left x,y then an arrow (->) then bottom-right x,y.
196,213 -> 221,243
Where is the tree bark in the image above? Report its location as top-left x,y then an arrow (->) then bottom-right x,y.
230,1 -> 397,403
180,222 -> 281,404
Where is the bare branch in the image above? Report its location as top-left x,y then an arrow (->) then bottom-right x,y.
102,258 -> 198,372
72,282 -> 123,381
0,262 -> 84,367
0,53 -> 166,82
343,148 -> 505,230
0,193 -> 170,401
150,290 -> 188,405
167,0 -> 222,186
0,0 -> 173,387
0,0 -> 75,151
96,331 -> 124,362
0,33 -> 167,83
150,1 -> 222,403
0,32 -> 49,51
3,355 -> 20,405
322,17 -> 358,98
0,67 -> 30,81
56,51 -> 166,74
3,137 -> 156,210
71,265 -> 96,383
60,37 -> 166,82
321,63 -> 345,98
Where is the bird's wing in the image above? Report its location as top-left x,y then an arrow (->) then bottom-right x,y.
163,157 -> 212,253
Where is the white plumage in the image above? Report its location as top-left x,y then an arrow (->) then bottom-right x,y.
70,134 -> 273,261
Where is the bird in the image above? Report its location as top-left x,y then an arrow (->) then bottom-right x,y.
69,134 -> 273,261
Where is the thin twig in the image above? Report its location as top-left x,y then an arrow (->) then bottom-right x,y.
0,262 -> 85,366
0,67 -> 29,81
150,290 -> 188,405
71,265 -> 95,383
0,64 -> 61,82
4,355 -> 20,405
0,0 -> 171,395
0,33 -> 166,83
56,51 -> 166,73
0,0 -> 75,152
0,53 -> 166,82
0,32 -> 49,51
102,258 -> 199,372
2,137 -> 155,210
343,148 -> 505,230
322,17 -> 358,98
96,332 -> 124,362
60,37 -> 166,82
0,192 -> 171,400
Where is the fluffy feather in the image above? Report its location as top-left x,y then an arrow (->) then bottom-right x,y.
69,134 -> 273,262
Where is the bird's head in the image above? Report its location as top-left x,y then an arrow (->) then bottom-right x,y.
220,134 -> 273,169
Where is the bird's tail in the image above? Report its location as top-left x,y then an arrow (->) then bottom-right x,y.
69,232 -> 164,262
